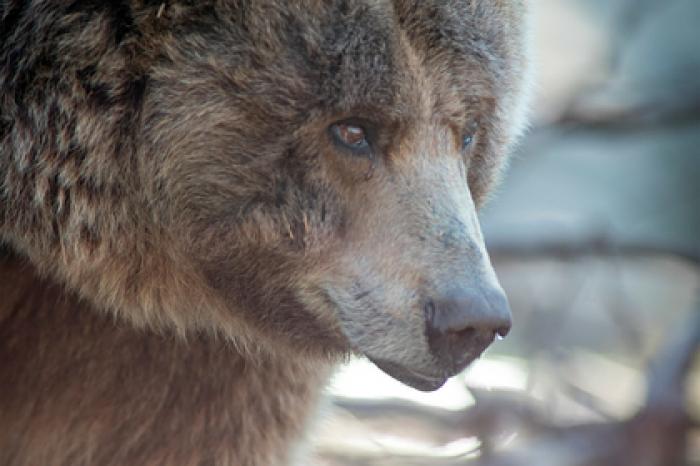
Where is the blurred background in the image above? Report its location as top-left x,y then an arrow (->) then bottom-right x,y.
311,1 -> 700,464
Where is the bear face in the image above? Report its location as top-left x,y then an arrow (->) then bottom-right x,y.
0,0 -> 531,391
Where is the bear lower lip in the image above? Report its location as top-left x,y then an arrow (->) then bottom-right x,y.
367,357 -> 450,392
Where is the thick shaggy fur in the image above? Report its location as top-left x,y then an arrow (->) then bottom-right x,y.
0,1 -> 531,465
0,251 -> 327,466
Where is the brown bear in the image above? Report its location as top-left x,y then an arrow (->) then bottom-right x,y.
0,1 -> 532,465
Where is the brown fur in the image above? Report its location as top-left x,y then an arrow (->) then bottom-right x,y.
0,251 -> 329,466
0,1 -> 531,464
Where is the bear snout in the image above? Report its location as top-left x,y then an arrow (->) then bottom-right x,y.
362,287 -> 512,393
424,287 -> 512,373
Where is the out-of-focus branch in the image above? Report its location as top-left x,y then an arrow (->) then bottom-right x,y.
333,390 -> 543,443
487,236 -> 700,265
645,304 -> 700,407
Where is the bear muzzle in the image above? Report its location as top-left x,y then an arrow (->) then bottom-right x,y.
370,286 -> 512,392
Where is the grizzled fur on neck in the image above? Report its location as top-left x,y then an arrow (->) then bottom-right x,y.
0,1 -> 531,464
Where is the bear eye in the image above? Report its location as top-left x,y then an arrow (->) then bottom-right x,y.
462,134 -> 474,150
330,122 -> 371,154
462,121 -> 479,152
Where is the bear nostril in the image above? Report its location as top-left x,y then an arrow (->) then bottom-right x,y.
496,325 -> 511,338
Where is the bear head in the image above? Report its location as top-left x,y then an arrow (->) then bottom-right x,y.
0,0 -> 531,391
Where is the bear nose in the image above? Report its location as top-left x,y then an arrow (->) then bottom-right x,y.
424,287 -> 512,368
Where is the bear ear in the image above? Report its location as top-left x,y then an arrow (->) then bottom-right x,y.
472,3 -> 534,207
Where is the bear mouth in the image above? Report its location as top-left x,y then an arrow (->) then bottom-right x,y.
368,357 -> 474,392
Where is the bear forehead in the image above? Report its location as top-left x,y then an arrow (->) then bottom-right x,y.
163,0 -> 519,117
